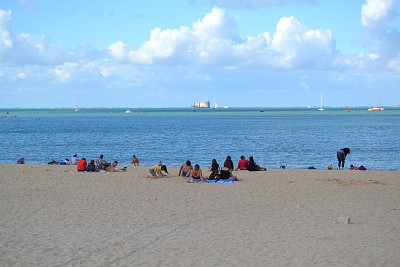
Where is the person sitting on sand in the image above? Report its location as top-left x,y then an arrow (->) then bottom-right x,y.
225,156 -> 234,171
95,154 -> 109,171
246,156 -> 267,171
106,161 -> 119,172
337,147 -> 350,170
77,158 -> 87,172
131,155 -> 139,166
349,164 -> 357,170
179,160 -> 193,177
16,157 -> 25,164
70,154 -> 78,165
187,164 -> 205,182
147,165 -> 169,178
220,161 -> 239,181
235,155 -> 248,171
208,159 -> 220,180
86,160 -> 96,172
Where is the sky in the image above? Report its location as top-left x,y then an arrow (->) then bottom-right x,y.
0,0 -> 399,108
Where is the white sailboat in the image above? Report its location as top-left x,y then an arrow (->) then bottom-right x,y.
75,99 -> 80,112
368,93 -> 384,111
214,101 -> 219,109
318,92 -> 325,111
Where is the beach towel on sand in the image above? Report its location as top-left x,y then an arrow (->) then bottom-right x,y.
183,180 -> 237,184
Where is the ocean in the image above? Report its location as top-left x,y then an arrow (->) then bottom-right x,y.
1,107 -> 399,170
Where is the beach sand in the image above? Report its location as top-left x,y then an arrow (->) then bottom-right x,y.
1,164 -> 399,266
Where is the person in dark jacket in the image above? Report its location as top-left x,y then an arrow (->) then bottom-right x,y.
337,148 -> 350,170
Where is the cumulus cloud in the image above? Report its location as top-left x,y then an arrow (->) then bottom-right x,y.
108,8 -> 336,70
53,62 -> 79,82
0,9 -> 83,66
358,0 -> 400,72
361,0 -> 396,27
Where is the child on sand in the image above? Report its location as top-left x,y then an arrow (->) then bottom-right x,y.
147,165 -> 168,178
131,155 -> 139,166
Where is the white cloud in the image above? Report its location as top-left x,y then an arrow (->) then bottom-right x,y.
387,56 -> 400,72
17,72 -> 26,79
0,9 -> 84,66
53,62 -> 79,82
361,0 -> 395,27
108,8 -> 336,70
0,10 -> 13,48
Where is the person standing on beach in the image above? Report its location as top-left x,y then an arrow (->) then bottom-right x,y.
179,160 -> 193,177
337,148 -> 350,170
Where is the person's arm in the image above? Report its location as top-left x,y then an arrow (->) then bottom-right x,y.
178,165 -> 183,176
200,170 -> 205,182
157,170 -> 166,177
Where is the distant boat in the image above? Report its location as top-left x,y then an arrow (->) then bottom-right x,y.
224,106 -> 229,109
75,99 -> 80,112
318,92 -> 325,111
214,102 -> 218,109
368,107 -> 384,111
368,94 -> 384,111
125,110 -> 133,114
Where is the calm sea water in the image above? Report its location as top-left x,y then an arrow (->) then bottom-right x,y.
0,107 -> 399,170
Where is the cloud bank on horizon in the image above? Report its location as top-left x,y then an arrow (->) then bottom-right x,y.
0,0 -> 399,108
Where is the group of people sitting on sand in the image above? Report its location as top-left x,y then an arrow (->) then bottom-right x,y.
145,155 -> 267,182
76,154 -> 126,172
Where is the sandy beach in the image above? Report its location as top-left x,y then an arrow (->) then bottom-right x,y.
1,164 -> 399,266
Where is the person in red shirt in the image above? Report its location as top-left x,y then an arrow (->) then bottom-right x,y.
235,155 -> 248,171
77,158 -> 87,172
131,155 -> 139,166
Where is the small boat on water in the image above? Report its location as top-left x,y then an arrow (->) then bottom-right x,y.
368,93 -> 384,111
368,107 -> 385,111
318,92 -> 325,111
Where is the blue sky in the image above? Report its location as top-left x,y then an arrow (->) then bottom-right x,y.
0,0 -> 399,108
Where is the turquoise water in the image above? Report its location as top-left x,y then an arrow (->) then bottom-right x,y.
1,107 -> 399,170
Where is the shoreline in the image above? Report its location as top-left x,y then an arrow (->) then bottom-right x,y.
1,164 -> 399,265
3,163 -> 399,172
